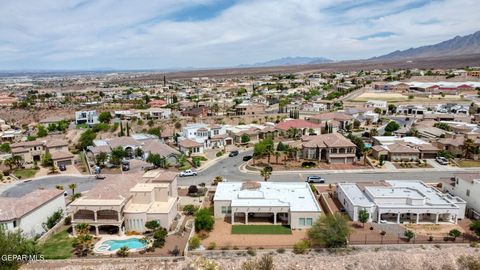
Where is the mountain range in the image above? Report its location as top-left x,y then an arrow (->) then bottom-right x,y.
239,56 -> 334,67
372,30 -> 480,60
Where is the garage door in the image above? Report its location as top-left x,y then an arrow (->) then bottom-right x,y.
422,153 -> 437,159
330,158 -> 346,164
57,160 -> 72,166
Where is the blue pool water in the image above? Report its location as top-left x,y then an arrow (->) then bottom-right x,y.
102,238 -> 146,251
364,143 -> 372,148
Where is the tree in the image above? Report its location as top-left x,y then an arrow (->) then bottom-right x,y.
0,143 -> 11,153
308,213 -> 350,248
37,125 -> 48,137
212,176 -> 223,185
95,152 -> 108,167
68,183 -> 77,196
373,108 -> 382,114
369,128 -> 379,137
98,112 -> 112,123
385,121 -> 400,132
152,228 -> 168,248
277,142 -> 287,151
41,152 -> 53,167
183,204 -> 198,215
353,119 -> 361,129
358,209 -> 369,227
146,153 -> 167,168
0,227 -> 40,270
110,147 -> 127,165
469,220 -> 480,237
145,220 -> 160,231
241,134 -> 250,144
188,185 -> 199,194
4,156 -> 16,171
404,230 -> 415,242
135,147 -> 144,158
260,166 -> 272,182
77,129 -> 97,149
194,208 -> 215,232
448,229 -> 461,240
43,209 -> 63,230
273,151 -> 281,164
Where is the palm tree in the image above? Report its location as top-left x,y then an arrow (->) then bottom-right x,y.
369,128 -> 379,137
12,155 -> 23,168
74,223 -> 90,235
69,183 -> 77,196
363,148 -> 372,165
260,166 -> 273,182
274,151 -> 281,164
464,138 -> 475,159
4,157 -> 15,171
265,147 -> 273,164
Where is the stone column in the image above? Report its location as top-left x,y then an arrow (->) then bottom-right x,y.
416,213 -> 420,224
245,212 -> 248,225
95,226 -> 99,236
273,213 -> 277,225
397,213 -> 401,224
377,211 -> 381,223
117,211 -> 121,222
94,211 -> 97,221
435,213 -> 439,224
231,210 -> 234,225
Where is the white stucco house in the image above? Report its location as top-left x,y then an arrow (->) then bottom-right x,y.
443,173 -> 480,219
75,110 -> 99,126
179,123 -> 233,150
214,181 -> 321,229
0,189 -> 66,238
337,180 -> 466,224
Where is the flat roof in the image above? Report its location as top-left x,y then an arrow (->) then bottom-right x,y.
214,182 -> 321,212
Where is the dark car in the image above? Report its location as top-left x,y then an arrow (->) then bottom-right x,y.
242,155 -> 252,161
229,150 -> 239,157
59,164 -> 66,171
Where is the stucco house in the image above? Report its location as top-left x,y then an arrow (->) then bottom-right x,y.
0,189 -> 65,238
290,133 -> 357,164
214,181 -> 321,229
337,181 -> 466,224
70,170 -> 179,235
443,173 -> 480,219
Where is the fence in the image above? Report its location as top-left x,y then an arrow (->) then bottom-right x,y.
348,232 -> 478,245
37,215 -> 68,244
319,193 -> 333,215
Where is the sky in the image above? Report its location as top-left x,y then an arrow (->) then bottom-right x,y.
0,0 -> 478,70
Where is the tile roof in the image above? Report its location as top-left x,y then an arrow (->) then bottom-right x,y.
275,119 -> 321,131
143,140 -> 179,157
178,138 -> 202,148
302,133 -> 355,148
0,189 -> 64,221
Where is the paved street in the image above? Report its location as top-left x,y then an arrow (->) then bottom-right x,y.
1,175 -> 96,197
178,150 -> 460,186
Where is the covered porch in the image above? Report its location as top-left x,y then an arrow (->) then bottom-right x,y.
377,210 -> 458,224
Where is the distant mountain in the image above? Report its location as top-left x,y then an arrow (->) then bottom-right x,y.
240,56 -> 334,67
372,30 -> 480,60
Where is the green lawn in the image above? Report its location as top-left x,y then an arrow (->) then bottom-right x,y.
39,230 -> 73,259
13,168 -> 38,179
232,225 -> 292,235
458,160 -> 480,167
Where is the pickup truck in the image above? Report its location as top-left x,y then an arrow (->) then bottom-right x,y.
179,169 -> 198,177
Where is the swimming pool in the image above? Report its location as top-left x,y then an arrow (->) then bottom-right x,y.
96,238 -> 146,252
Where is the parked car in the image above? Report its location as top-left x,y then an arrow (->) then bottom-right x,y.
121,164 -> 130,171
306,175 -> 325,183
95,174 -> 106,180
229,150 -> 239,157
242,155 -> 252,161
58,164 -> 66,171
436,156 -> 449,165
179,169 -> 198,177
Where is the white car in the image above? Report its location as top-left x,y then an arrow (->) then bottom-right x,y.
179,169 -> 198,177
435,156 -> 449,165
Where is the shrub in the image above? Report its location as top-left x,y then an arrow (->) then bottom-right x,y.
64,216 -> 72,226
276,247 -> 286,254
246,247 -> 256,256
242,255 -> 274,270
293,240 -> 309,254
145,220 -> 160,231
183,204 -> 198,215
404,230 -> 415,242
152,228 -> 168,248
448,229 -> 462,240
207,242 -> 216,250
188,185 -> 199,195
116,246 -> 129,257
301,161 -> 316,168
197,230 -> 209,240
169,245 -> 180,256
188,236 -> 201,250
216,150 -> 225,157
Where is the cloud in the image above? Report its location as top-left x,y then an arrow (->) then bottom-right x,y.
0,0 -> 478,70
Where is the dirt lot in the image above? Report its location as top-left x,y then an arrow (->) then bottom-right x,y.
200,219 -> 307,249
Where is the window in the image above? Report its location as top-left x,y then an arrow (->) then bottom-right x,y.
306,218 -> 313,226
221,206 -> 227,214
467,189 -> 470,197
299,218 -> 305,226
